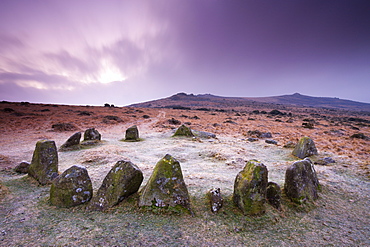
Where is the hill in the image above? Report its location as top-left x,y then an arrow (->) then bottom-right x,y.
129,92 -> 370,112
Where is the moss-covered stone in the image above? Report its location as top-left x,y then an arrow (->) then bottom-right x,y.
284,158 -> 319,204
28,140 -> 58,185
292,137 -> 318,159
125,125 -> 140,141
84,128 -> 101,141
172,124 -> 194,137
139,154 -> 191,213
266,182 -> 281,210
88,160 -> 143,211
50,165 -> 92,207
233,159 -> 268,215
60,132 -> 82,151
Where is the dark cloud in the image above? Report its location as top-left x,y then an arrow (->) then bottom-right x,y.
0,0 -> 369,104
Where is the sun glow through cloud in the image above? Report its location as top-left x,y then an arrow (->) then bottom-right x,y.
97,59 -> 127,84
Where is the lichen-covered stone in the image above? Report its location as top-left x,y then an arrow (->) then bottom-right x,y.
266,182 -> 281,210
139,154 -> 191,212
14,161 -> 30,174
88,160 -> 143,211
173,124 -> 194,137
50,165 -> 93,207
233,159 -> 268,215
292,137 -> 318,159
28,140 -> 58,185
207,188 -> 223,213
84,128 -> 101,141
60,132 -> 81,151
284,158 -> 319,204
125,125 -> 140,141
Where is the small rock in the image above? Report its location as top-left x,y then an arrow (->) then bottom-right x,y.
302,122 -> 314,129
266,182 -> 281,210
168,118 -> 181,125
247,138 -> 259,142
233,159 -> 268,215
265,139 -> 278,145
192,130 -> 216,139
14,161 -> 30,174
84,128 -> 101,141
173,124 -> 194,137
315,157 -> 336,166
284,158 -> 320,204
350,133 -> 369,140
28,140 -> 58,185
125,125 -> 140,141
207,188 -> 223,213
292,137 -> 318,159
50,165 -> 93,207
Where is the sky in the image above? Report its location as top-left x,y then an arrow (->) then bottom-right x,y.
0,0 -> 369,106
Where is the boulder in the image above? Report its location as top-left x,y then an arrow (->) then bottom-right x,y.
284,158 -> 319,204
192,130 -> 216,139
139,154 -> 191,212
233,159 -> 268,215
50,165 -> 93,207
315,157 -> 336,166
28,140 -> 58,185
173,124 -> 194,137
125,125 -> 140,141
14,161 -> 30,174
292,137 -> 318,159
89,161 -> 143,211
265,139 -> 278,145
266,182 -> 281,210
60,132 -> 81,150
207,188 -> 223,213
83,128 -> 101,141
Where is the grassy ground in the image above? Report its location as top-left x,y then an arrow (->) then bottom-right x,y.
0,168 -> 369,246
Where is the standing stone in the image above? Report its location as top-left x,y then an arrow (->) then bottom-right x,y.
139,154 -> 191,212
266,182 -> 282,210
292,137 -> 318,159
233,159 -> 268,215
207,188 -> 223,213
125,125 -> 140,141
89,160 -> 143,211
84,128 -> 101,141
284,158 -> 320,204
173,124 -> 194,137
50,165 -> 93,207
60,132 -> 81,150
28,140 -> 58,185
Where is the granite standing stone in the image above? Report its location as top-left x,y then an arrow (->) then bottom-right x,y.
89,160 -> 143,211
292,137 -> 318,159
125,125 -> 140,141
284,158 -> 320,204
139,154 -> 191,212
233,159 -> 268,215
28,140 -> 58,185
50,165 -> 93,207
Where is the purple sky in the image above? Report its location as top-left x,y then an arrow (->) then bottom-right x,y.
1,0 -> 369,105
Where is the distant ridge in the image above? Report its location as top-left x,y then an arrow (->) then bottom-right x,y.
129,92 -> 370,112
